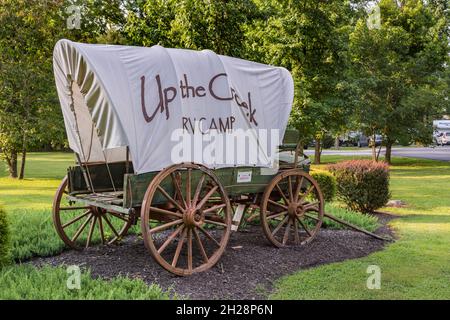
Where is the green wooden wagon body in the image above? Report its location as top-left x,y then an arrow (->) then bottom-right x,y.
65,129 -> 310,214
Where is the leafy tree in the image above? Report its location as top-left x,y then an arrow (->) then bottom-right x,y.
245,0 -> 362,163
0,0 -> 69,178
348,0 -> 449,163
0,0 -> 129,178
124,0 -> 260,56
65,0 -> 130,43
124,0 -> 178,47
170,0 -> 259,56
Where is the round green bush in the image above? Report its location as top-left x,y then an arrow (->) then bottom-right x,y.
0,206 -> 11,267
329,160 -> 390,213
311,170 -> 336,202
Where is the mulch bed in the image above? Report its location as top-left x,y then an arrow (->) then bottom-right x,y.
31,212 -> 396,300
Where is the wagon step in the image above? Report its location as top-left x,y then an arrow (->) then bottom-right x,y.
324,212 -> 393,241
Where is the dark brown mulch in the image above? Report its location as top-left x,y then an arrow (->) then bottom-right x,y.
31,212 -> 396,300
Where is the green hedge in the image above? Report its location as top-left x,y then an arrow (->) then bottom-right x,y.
0,206 -> 11,267
0,265 -> 170,299
311,170 -> 336,202
329,160 -> 390,213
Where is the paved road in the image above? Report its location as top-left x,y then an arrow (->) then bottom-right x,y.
304,146 -> 450,161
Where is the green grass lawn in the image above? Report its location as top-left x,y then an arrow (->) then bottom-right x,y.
1,152 -> 449,299
0,153 -> 168,299
271,156 -> 450,299
0,153 -> 77,260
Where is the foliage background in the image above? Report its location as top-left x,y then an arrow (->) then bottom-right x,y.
0,0 -> 448,178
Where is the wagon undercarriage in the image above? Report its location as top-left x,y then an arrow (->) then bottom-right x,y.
53,152 -> 386,276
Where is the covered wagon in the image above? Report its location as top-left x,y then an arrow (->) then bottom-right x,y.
52,39 -> 327,276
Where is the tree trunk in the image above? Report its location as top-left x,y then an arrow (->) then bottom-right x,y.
7,151 -> 18,178
334,136 -> 340,149
297,142 -> 304,157
385,143 -> 392,164
371,133 -> 377,161
19,134 -> 27,179
19,150 -> 26,179
314,138 -> 321,164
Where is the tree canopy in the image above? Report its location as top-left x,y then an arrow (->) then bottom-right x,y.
0,0 -> 449,177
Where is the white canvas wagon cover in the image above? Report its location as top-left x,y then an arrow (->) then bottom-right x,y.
53,39 -> 294,174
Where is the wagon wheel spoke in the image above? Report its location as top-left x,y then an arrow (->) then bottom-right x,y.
282,219 -> 292,245
149,219 -> 183,234
172,227 -> 187,267
197,226 -> 221,247
86,216 -> 97,248
171,172 -> 186,209
103,214 -> 120,238
158,225 -> 184,254
192,175 -> 205,207
288,176 -> 293,202
266,210 -> 288,220
268,199 -> 288,210
299,184 -> 315,202
61,210 -> 91,228
293,219 -> 300,245
187,229 -> 193,272
272,215 -> 289,237
149,206 -> 183,219
98,215 -> 105,244
195,186 -> 218,210
275,184 -> 289,205
294,176 -> 304,202
203,203 -> 226,214
303,201 -> 320,211
186,168 -> 192,207
204,219 -> 227,228
296,216 -> 313,237
303,204 -> 321,221
157,186 -> 184,213
193,228 -> 209,263
71,214 -> 93,242
304,213 -> 320,222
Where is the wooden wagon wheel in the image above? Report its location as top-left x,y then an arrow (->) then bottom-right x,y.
260,169 -> 324,247
52,176 -> 133,250
141,163 -> 232,276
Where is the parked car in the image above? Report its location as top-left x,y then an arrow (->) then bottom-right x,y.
370,134 -> 383,147
357,134 -> 369,147
339,139 -> 356,147
355,134 -> 382,147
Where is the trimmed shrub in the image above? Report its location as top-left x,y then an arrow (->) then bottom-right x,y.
311,170 -> 336,202
0,206 -> 11,267
329,160 -> 390,213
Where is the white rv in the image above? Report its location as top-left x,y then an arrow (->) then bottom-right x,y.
433,120 -> 450,145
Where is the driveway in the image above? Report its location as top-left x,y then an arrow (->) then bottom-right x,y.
304,146 -> 450,161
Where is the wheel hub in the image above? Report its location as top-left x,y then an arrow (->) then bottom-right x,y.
183,207 -> 204,227
296,204 -> 305,217
288,202 -> 301,218
91,206 -> 104,217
